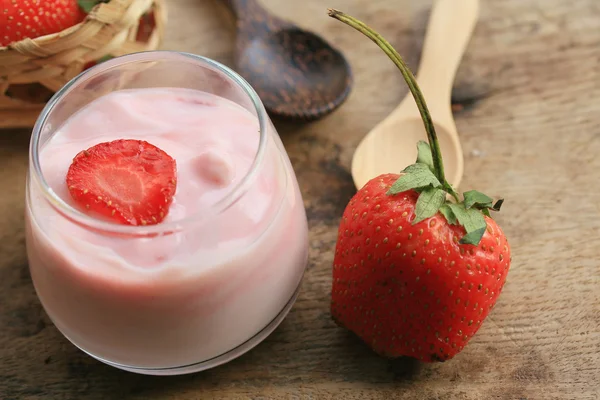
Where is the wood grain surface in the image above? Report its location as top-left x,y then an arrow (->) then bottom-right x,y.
1,0 -> 599,399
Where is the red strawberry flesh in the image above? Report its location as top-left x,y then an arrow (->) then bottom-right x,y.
66,139 -> 177,226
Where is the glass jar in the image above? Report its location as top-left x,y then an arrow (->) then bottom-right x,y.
25,51 -> 309,375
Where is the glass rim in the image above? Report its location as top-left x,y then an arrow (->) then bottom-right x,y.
29,50 -> 269,236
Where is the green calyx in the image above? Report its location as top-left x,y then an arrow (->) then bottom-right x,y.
328,9 -> 504,246
388,142 -> 503,245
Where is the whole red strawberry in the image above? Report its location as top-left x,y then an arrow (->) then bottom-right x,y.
66,139 -> 177,226
328,10 -> 511,362
0,0 -> 86,47
331,174 -> 510,361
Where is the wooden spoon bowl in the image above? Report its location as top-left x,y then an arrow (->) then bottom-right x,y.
351,0 -> 479,189
221,0 -> 353,121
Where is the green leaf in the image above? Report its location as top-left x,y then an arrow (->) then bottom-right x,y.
460,227 -> 487,245
416,141 -> 434,171
387,163 -> 441,195
463,190 -> 493,209
402,163 -> 429,174
413,187 -> 446,224
439,204 -> 458,225
447,203 -> 487,245
78,0 -> 107,13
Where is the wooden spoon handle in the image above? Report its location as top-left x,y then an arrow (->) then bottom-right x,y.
415,0 -> 480,108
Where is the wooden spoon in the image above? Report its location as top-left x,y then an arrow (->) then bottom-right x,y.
221,0 -> 353,120
351,0 -> 480,189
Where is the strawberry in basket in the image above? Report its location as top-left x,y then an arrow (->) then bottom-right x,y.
0,0 -> 86,47
1,1 -> 156,48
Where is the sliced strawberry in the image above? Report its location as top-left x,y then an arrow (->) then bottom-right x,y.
66,139 -> 177,226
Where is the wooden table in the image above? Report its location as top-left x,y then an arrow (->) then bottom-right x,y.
1,0 -> 599,398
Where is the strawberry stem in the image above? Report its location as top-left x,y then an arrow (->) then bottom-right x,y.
328,9 -> 460,201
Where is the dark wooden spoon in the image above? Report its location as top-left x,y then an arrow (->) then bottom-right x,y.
222,0 -> 353,120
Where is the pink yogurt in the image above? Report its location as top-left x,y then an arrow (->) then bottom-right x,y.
25,87 -> 309,373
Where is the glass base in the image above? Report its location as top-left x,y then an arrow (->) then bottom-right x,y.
65,284 -> 302,376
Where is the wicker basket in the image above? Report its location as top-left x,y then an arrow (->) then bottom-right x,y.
0,0 -> 167,129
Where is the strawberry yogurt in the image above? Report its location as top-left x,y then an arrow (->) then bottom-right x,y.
25,53 -> 309,374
